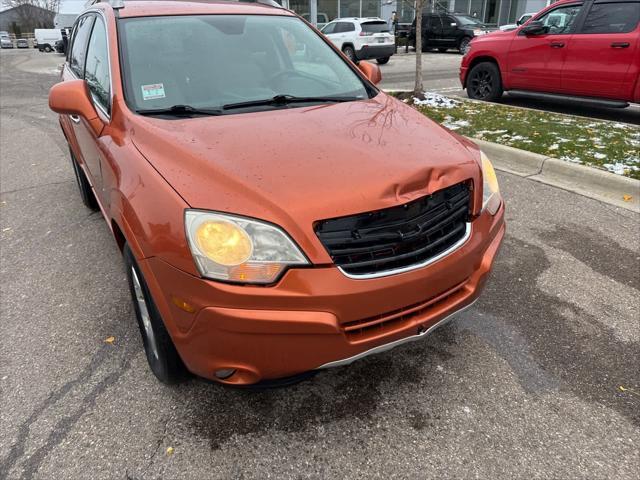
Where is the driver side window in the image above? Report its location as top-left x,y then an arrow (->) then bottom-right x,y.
536,4 -> 583,34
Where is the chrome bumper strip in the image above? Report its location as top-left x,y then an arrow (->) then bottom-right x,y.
316,300 -> 476,370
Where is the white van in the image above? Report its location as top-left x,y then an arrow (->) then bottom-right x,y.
34,29 -> 63,52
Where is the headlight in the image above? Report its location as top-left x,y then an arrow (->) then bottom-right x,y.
480,151 -> 500,214
185,210 -> 308,284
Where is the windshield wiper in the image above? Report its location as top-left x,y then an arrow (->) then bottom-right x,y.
223,94 -> 360,111
137,104 -> 224,117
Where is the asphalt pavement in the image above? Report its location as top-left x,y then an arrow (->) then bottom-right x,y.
1,49 -> 639,480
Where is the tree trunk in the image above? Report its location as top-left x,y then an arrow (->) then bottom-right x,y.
414,0 -> 424,95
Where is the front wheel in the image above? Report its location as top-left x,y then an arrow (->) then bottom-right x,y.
69,148 -> 98,211
342,45 -> 356,62
376,57 -> 390,65
124,245 -> 188,384
459,37 -> 471,54
466,61 -> 503,102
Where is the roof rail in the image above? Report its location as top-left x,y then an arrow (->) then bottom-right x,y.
85,0 -> 124,9
84,0 -> 284,10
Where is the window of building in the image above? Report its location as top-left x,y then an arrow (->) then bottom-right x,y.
581,2 -> 640,34
340,0 -> 361,17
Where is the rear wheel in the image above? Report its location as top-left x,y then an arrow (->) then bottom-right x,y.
376,57 -> 390,65
459,37 -> 472,54
342,45 -> 356,62
124,245 -> 187,384
43,44 -> 52,53
69,148 -> 98,211
466,61 -> 503,101
438,47 -> 448,53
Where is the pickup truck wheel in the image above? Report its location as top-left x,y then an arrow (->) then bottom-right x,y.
376,57 -> 390,65
124,245 -> 188,384
459,37 -> 471,54
438,47 -> 448,53
467,62 -> 503,101
69,148 -> 99,211
342,45 -> 356,62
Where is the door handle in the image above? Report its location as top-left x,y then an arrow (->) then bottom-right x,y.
611,42 -> 630,48
550,41 -> 565,48
70,114 -> 80,124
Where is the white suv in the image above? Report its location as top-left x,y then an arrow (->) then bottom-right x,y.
320,18 -> 395,65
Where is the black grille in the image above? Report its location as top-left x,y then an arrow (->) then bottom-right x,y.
314,182 -> 471,276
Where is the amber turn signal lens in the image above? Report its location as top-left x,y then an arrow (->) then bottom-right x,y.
171,296 -> 196,313
195,220 -> 253,266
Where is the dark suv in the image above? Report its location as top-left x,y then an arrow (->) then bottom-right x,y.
409,13 -> 496,54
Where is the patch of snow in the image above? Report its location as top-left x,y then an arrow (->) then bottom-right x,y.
603,163 -> 630,175
593,152 -> 607,160
442,119 -> 470,130
413,92 -> 460,109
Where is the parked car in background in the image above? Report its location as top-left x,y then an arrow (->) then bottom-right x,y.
49,0 -> 504,386
321,17 -> 395,64
499,12 -> 536,31
409,12 -> 496,54
35,28 -> 63,52
301,12 -> 329,28
461,0 -> 640,107
0,36 -> 13,49
16,38 -> 29,49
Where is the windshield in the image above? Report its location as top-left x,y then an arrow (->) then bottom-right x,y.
454,15 -> 484,26
119,15 -> 370,114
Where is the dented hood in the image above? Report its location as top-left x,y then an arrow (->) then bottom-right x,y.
130,93 -> 482,256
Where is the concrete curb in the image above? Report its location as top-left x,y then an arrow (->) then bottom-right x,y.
471,138 -> 640,213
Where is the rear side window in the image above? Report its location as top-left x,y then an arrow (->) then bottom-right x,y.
580,2 -> 640,33
426,15 -> 442,29
335,22 -> 355,33
69,14 -> 95,77
321,22 -> 336,34
84,16 -> 111,114
360,21 -> 390,34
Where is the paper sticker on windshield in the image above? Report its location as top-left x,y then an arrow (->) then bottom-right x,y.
141,83 -> 165,100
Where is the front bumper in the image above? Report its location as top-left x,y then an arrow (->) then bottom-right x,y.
356,44 -> 395,60
139,203 -> 505,385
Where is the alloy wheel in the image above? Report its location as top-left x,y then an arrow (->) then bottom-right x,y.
469,69 -> 494,99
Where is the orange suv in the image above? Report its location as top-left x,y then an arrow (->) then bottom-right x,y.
49,0 -> 505,386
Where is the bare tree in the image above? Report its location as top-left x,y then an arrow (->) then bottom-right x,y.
1,0 -> 59,32
413,0 -> 425,95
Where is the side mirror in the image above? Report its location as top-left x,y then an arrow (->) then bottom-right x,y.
49,79 -> 104,135
357,60 -> 382,85
521,20 -> 548,35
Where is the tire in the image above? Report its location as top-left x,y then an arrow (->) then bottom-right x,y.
69,148 -> 99,211
124,245 -> 187,384
376,57 -> 390,65
438,47 -> 448,53
459,37 -> 472,54
342,45 -> 356,62
43,44 -> 52,53
466,61 -> 503,102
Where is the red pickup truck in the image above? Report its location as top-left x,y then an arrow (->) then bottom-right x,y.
460,0 -> 640,107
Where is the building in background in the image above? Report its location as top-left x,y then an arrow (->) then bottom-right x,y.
0,4 -> 55,34
280,0 -> 557,27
